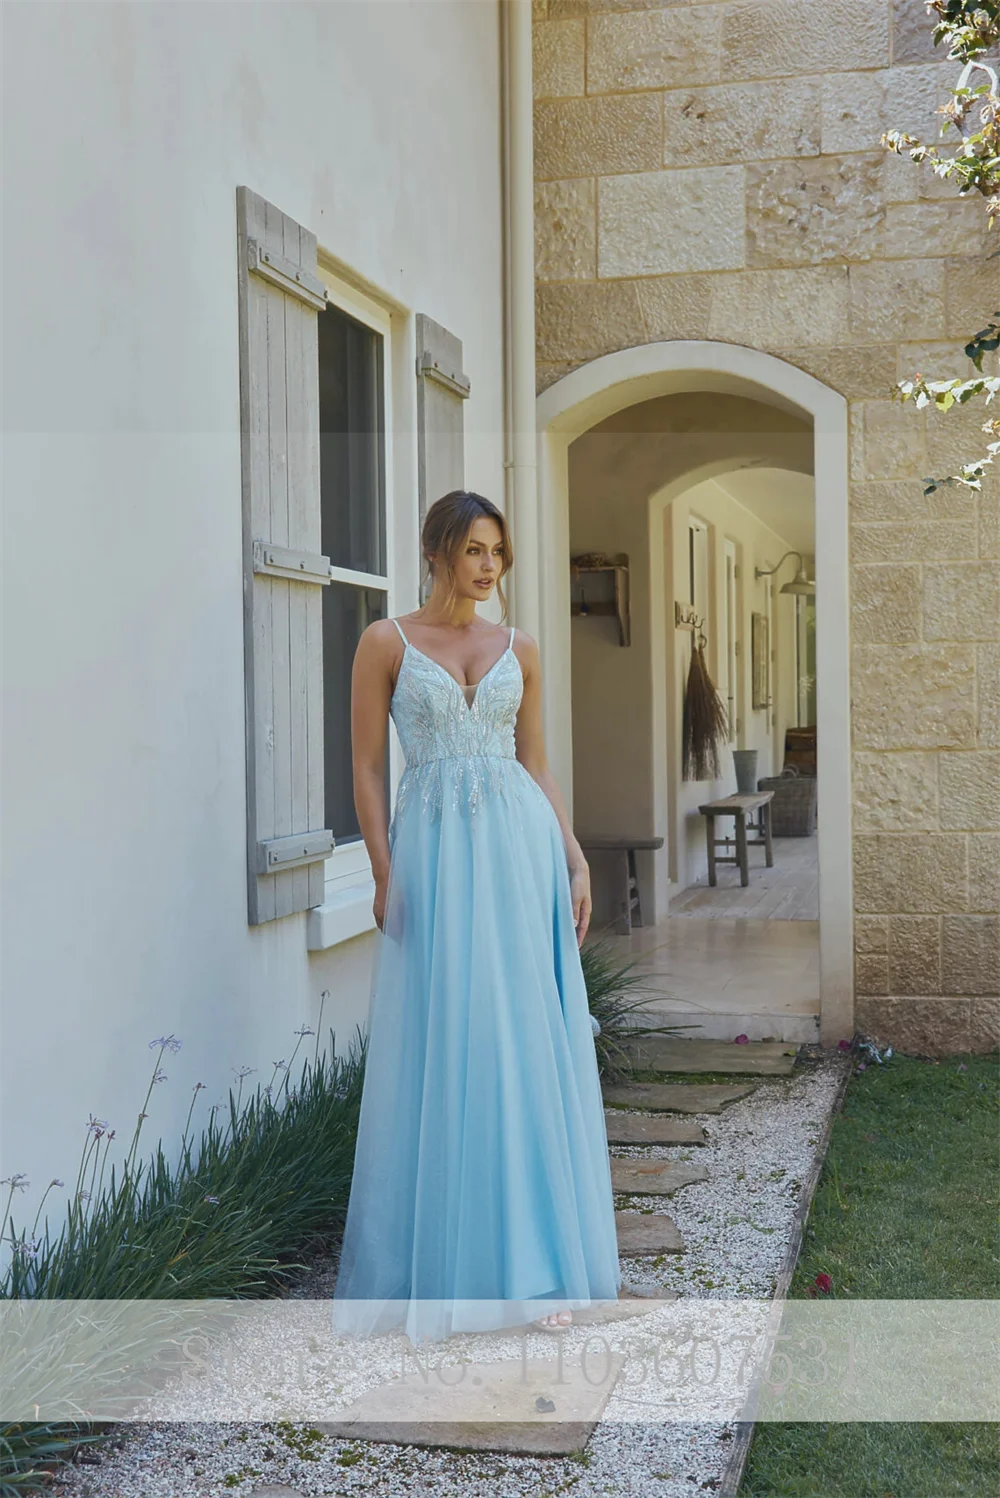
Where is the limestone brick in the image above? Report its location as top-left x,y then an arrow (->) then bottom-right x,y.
721,0 -> 889,82
941,915 -> 1000,996
851,523 -> 976,565
661,79 -> 819,167
598,167 -> 745,278
852,645 -> 976,750
853,834 -> 968,913
925,402 -> 1000,474
855,997 -> 971,1055
938,752 -> 1000,832
850,564 -> 921,646
535,279 -> 646,363
707,267 -> 849,349
923,563 -> 1000,643
979,487 -> 1000,562
969,834 -> 1000,913
850,480 -> 977,525
855,915 -> 889,954
891,0 -> 939,66
887,915 -> 941,995
970,997 -> 1000,1051
634,275 -> 713,341
746,154 -> 885,268
533,18 -> 586,98
852,751 -> 938,831
821,65 -> 942,156
943,255 -> 1000,339
885,198 -> 991,260
534,94 -> 662,180
587,8 -> 722,94
550,0 -> 719,12
859,399 -> 926,481
847,259 -> 945,342
779,345 -> 897,400
535,179 -> 596,281
897,340 -> 996,383
855,952 -> 889,996
979,644 -> 1000,749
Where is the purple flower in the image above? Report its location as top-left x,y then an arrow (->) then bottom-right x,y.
149,1035 -> 182,1052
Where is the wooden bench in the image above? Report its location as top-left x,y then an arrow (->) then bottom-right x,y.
576,835 -> 664,935
697,792 -> 774,888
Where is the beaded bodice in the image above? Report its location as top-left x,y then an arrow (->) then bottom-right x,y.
387,618 -> 546,838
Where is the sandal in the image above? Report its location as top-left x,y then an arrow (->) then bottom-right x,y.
533,1309 -> 573,1332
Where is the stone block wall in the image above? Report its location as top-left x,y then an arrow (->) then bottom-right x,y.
533,0 -> 999,1053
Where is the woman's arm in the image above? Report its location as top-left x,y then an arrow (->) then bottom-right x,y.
511,629 -> 592,945
351,619 -> 400,929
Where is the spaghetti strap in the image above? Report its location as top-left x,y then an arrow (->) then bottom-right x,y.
508,625 -> 515,649
391,618 -> 409,646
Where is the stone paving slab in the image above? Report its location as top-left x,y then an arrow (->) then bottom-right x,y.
610,1159 -> 709,1195
316,1352 -> 624,1456
619,1036 -> 799,1075
616,1210 -> 685,1255
603,1081 -> 756,1113
604,1110 -> 707,1144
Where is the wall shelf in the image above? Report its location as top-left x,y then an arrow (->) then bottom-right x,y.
570,552 -> 630,646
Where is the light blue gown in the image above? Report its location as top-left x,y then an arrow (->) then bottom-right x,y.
330,618 -> 622,1344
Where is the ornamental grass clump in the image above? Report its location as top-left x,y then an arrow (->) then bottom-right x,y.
580,933 -> 698,1084
0,995 -> 365,1491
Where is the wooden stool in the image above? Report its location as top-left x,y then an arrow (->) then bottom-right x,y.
697,792 -> 774,888
577,835 -> 665,934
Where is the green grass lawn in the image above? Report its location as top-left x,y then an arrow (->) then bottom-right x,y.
740,1049 -> 1000,1498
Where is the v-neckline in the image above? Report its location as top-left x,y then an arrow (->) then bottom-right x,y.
400,640 -> 512,715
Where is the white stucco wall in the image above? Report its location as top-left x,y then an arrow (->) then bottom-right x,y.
1,1 -> 504,1258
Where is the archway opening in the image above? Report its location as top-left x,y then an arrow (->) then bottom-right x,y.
536,343 -> 850,1047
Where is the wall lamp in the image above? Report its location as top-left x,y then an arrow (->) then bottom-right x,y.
754,550 -> 816,596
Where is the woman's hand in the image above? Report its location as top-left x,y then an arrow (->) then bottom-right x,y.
373,874 -> 388,932
569,862 -> 592,947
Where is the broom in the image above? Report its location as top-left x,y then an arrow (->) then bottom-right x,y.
682,636 -> 729,781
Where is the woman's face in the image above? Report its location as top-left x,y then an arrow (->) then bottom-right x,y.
436,516 -> 505,601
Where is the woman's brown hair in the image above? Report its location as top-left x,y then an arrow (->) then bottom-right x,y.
420,490 -> 514,621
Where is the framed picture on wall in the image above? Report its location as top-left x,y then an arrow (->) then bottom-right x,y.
751,611 -> 769,710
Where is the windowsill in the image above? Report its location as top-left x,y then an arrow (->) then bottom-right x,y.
306,878 -> 377,951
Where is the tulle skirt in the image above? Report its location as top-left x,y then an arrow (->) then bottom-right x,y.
330,755 -> 622,1345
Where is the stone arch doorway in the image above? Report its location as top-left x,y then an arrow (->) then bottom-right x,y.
536,341 -> 851,1046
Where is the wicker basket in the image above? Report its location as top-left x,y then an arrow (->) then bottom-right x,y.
757,767 -> 817,837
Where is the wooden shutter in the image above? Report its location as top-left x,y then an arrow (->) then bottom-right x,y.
236,186 -> 335,925
415,314 -> 470,600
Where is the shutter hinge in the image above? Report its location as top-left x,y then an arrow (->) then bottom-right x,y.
253,540 -> 331,585
257,829 -> 335,874
417,351 -> 471,399
247,238 -> 328,310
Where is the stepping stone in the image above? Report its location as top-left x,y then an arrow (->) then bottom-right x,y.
616,1210 -> 685,1255
604,1111 -> 707,1145
571,1286 -> 677,1328
619,1036 -> 799,1075
603,1082 -> 755,1114
610,1159 -> 708,1195
317,1351 -> 624,1456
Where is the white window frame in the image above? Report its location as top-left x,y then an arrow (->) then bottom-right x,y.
307,269 -> 396,950
723,537 -> 738,744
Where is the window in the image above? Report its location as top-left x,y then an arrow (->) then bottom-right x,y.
317,283 -> 392,866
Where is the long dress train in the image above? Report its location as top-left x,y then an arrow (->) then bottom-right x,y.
330,617 -> 622,1344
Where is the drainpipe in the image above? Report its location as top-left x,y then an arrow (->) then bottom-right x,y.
500,0 -> 539,640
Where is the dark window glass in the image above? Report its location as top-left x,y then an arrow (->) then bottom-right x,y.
322,581 -> 388,844
318,303 -> 389,845
318,303 -> 386,576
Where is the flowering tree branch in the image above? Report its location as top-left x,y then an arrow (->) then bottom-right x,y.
882,1 -> 1000,492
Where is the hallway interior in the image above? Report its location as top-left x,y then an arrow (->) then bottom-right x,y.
597,835 -> 820,1045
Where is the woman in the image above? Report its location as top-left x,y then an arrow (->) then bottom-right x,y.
330,490 -> 622,1345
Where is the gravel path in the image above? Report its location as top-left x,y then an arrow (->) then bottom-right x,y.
48,1052 -> 846,1498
